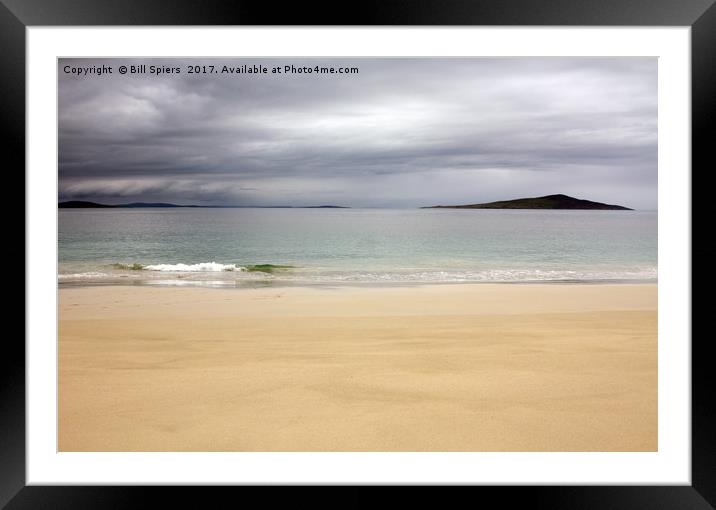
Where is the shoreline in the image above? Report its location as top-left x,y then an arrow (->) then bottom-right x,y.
59,283 -> 657,451
57,277 -> 658,289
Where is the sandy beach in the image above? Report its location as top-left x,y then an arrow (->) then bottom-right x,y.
58,283 -> 657,452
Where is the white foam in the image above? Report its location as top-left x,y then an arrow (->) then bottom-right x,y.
142,279 -> 237,287
59,265 -> 658,285
58,272 -> 110,280
300,267 -> 658,283
143,262 -> 243,272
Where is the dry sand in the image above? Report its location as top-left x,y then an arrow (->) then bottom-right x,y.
59,283 -> 657,452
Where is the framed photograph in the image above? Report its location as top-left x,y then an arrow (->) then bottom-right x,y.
8,0 -> 711,506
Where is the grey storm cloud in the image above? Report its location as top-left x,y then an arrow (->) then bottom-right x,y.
58,57 -> 657,209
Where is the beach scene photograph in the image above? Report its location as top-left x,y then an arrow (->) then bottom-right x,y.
58,57 -> 657,452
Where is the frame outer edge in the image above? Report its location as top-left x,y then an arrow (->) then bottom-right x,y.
4,0 -> 714,506
0,0 -> 27,508
691,1 -> 716,508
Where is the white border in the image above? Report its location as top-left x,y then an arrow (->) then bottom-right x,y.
27,27 -> 691,485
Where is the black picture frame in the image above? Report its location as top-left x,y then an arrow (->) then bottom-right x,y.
6,0 -> 711,507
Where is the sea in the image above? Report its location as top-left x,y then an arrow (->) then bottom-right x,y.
58,208 -> 657,287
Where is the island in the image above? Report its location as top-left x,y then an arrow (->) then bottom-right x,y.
58,201 -> 116,208
59,201 -> 350,209
303,205 -> 350,209
422,194 -> 632,210
58,201 -> 195,208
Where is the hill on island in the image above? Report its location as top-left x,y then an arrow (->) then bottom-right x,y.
422,194 -> 632,210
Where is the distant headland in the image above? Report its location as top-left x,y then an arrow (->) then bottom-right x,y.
422,194 -> 632,210
58,201 -> 350,209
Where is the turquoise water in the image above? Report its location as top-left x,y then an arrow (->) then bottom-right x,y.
58,208 -> 657,287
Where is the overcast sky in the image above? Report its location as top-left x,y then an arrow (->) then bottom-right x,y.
58,58 -> 657,209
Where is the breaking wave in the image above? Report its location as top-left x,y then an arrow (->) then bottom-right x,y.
59,264 -> 657,286
143,262 -> 241,272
